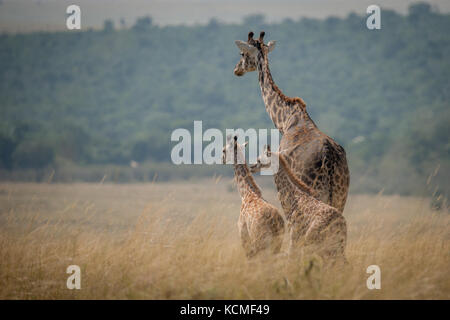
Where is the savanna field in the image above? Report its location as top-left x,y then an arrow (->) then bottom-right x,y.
0,179 -> 448,299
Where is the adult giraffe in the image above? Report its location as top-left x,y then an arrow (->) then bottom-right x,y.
234,31 -> 350,213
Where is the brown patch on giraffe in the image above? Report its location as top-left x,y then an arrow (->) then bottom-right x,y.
278,153 -> 316,197
267,92 -> 276,106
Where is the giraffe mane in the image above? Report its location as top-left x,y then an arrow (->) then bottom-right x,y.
262,53 -> 306,108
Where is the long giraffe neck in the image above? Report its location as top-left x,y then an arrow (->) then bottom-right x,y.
233,145 -> 262,200
256,49 -> 315,134
234,164 -> 262,200
274,152 -> 314,213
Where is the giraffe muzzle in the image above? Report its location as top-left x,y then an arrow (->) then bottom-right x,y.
249,163 -> 259,173
234,68 -> 244,76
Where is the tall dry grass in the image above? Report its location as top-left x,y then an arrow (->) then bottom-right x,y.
0,180 -> 448,299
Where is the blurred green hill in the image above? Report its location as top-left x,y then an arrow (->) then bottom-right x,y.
0,3 -> 448,199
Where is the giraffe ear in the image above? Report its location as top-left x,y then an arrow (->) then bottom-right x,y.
267,41 -> 276,52
235,40 -> 257,54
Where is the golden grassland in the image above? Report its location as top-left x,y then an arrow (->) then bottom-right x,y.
0,179 -> 448,299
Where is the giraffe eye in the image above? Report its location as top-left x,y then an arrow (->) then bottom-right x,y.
240,52 -> 244,56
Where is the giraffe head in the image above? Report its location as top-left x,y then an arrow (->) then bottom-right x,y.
234,31 -> 276,76
222,135 -> 248,164
250,145 -> 272,173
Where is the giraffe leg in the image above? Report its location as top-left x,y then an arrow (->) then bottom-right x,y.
239,220 -> 254,258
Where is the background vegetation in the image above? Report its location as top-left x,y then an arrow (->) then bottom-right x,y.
0,3 -> 448,199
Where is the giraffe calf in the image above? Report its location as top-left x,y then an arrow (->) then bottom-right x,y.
222,136 -> 285,258
251,145 -> 347,262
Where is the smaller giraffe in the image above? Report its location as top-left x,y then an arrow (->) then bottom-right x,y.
251,145 -> 347,262
222,136 -> 285,258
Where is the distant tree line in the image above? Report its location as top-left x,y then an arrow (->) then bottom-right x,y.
0,3 -> 448,198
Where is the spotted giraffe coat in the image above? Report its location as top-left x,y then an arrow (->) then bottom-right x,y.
274,152 -> 347,260
225,139 -> 285,258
